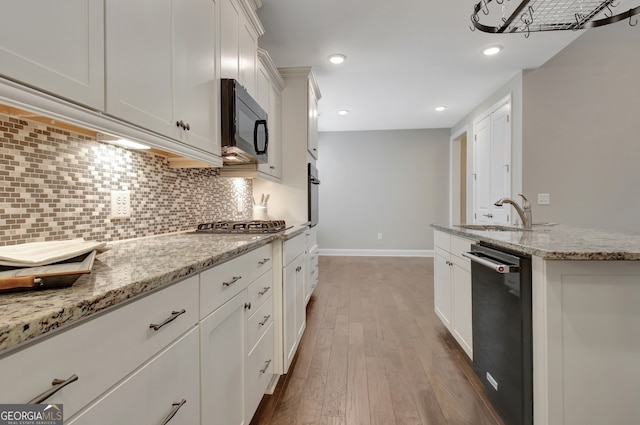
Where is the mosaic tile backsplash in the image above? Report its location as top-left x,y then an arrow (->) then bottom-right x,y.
0,113 -> 253,246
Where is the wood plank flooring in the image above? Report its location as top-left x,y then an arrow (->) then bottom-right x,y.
250,256 -> 505,425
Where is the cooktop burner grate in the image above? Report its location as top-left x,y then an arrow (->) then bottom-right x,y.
195,220 -> 287,234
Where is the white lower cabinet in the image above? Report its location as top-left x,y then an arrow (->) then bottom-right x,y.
0,242 -> 291,425
200,290 -> 247,425
283,245 -> 306,373
199,242 -> 275,425
433,230 -> 473,358
245,323 -> 274,421
68,328 -> 200,425
0,276 -> 198,419
304,227 -> 318,305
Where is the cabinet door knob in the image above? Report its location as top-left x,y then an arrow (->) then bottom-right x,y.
244,302 -> 252,310
160,399 -> 187,425
28,374 -> 79,404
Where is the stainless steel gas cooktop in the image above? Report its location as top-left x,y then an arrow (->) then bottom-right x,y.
194,220 -> 287,234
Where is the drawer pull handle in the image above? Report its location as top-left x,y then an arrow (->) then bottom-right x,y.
150,309 -> 186,331
258,258 -> 270,265
260,359 -> 272,374
28,374 -> 78,404
259,315 -> 271,326
222,276 -> 242,287
160,399 -> 187,425
258,286 -> 271,296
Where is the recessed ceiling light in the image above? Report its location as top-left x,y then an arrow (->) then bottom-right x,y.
328,54 -> 346,64
435,106 -> 447,112
483,45 -> 503,56
338,110 -> 349,115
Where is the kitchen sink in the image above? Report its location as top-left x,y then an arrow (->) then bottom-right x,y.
454,224 -> 532,232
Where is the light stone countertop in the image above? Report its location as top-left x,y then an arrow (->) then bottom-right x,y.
431,224 -> 640,260
0,224 -> 309,354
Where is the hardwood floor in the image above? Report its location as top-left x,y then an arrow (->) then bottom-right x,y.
250,256 -> 505,425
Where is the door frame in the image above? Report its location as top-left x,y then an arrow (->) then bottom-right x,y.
450,125 -> 469,225
471,94 -> 512,224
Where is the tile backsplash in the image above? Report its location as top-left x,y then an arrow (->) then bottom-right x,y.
0,113 -> 253,246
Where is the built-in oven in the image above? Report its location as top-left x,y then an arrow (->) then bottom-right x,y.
308,163 -> 320,227
462,243 -> 533,425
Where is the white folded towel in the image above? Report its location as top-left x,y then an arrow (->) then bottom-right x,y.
0,238 -> 109,267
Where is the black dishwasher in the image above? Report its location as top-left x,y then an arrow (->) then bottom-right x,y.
462,244 -> 533,425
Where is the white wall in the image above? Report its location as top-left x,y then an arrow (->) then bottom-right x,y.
522,23 -> 640,232
316,129 -> 450,256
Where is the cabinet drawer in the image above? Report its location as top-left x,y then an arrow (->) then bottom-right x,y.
434,230 -> 450,251
200,254 -> 249,318
247,270 -> 273,311
0,276 -> 198,419
245,323 -> 274,422
305,226 -> 317,247
284,233 -> 306,266
450,235 -> 472,260
247,295 -> 273,352
68,328 -> 200,425
246,243 -> 273,282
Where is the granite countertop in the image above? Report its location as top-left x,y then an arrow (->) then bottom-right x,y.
0,224 -> 309,354
431,224 -> 640,260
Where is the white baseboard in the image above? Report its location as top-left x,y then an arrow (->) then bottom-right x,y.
318,249 -> 434,258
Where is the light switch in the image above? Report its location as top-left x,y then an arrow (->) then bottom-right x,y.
537,193 -> 550,205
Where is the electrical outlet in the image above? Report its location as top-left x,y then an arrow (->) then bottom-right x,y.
377,233 -> 383,240
111,190 -> 131,218
537,193 -> 550,205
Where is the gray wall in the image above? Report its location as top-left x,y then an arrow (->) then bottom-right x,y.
316,129 -> 450,255
522,23 -> 640,231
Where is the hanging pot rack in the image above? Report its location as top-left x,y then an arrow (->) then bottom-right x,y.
470,0 -> 640,37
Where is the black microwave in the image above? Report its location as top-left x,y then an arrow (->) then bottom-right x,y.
221,78 -> 268,164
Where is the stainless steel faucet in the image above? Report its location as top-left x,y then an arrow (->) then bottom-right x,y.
494,194 -> 532,228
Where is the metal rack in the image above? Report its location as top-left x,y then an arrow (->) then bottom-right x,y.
471,0 -> 640,37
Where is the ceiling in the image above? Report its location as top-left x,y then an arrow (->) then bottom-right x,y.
256,0 -> 599,132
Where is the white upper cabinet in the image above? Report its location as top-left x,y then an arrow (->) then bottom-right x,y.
257,49 -> 284,180
219,0 -> 263,98
105,0 -> 219,155
308,82 -> 319,159
0,0 -> 105,110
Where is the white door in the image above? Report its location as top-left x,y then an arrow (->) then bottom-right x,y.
490,102 -> 512,224
473,114 -> 492,223
473,97 -> 512,224
283,258 -> 298,372
105,0 -> 175,136
433,247 -> 452,330
174,0 -> 219,154
200,290 -> 247,425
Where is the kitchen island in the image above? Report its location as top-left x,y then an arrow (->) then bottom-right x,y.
432,224 -> 640,425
